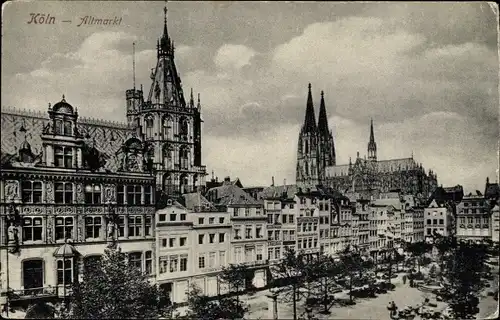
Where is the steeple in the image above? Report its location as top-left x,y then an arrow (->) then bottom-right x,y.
317,90 -> 330,136
302,83 -> 317,133
146,1 -> 185,108
368,118 -> 377,161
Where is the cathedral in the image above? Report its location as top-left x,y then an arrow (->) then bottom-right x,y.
296,84 -> 438,200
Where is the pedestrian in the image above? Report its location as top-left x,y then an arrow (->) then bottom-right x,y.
403,274 -> 407,285
410,278 -> 414,287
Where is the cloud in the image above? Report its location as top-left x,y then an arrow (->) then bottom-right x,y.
214,44 -> 257,71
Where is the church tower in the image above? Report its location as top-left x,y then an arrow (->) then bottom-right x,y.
296,83 -> 320,187
125,4 -> 206,196
317,90 -> 336,183
367,119 -> 377,161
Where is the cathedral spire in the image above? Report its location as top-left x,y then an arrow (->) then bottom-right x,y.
317,90 -> 330,136
368,118 -> 377,161
302,83 -> 317,133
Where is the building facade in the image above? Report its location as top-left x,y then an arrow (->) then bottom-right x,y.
456,193 -> 491,243
424,199 -> 454,240
1,98 -> 156,305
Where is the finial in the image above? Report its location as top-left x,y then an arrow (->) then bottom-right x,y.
198,93 -> 201,104
308,83 -> 311,90
321,90 -> 324,97
48,102 -> 52,110
62,94 -> 66,101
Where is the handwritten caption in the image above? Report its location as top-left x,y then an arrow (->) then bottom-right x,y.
27,13 -> 123,26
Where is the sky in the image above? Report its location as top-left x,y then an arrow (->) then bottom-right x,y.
2,1 -> 499,193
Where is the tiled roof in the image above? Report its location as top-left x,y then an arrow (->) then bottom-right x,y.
207,184 -> 261,206
183,192 -> 217,211
258,185 -> 300,200
1,109 -> 133,173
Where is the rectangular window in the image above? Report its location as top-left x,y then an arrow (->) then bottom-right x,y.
219,251 -> 226,266
268,248 -> 273,260
209,233 -> 215,243
169,238 -> 176,247
290,230 -> 295,240
439,219 -> 444,225
170,214 -> 177,221
209,217 -> 215,224
219,217 -> 224,224
145,215 -> 152,236
256,246 -> 263,261
198,255 -> 205,269
22,217 -> 43,242
219,233 -> 225,243
55,217 -> 73,240
209,252 -> 216,267
127,185 -> 142,205
118,216 -> 125,237
256,225 -> 262,238
128,216 -> 142,237
129,252 -> 142,271
267,214 -> 273,224
234,226 -> 241,240
180,256 -> 188,271
245,208 -> 250,216
145,251 -> 153,275
180,214 -> 186,221
84,184 -> 102,204
159,257 -> 168,274
57,259 -> 73,284
198,234 -> 204,244
162,238 -> 167,247
117,185 -> 125,204
180,237 -> 187,246
199,218 -> 204,224
169,255 -> 178,273
55,182 -> 73,204
289,215 -> 294,223
54,146 -> 73,168
85,216 -> 102,239
268,230 -> 273,240
245,226 -> 253,239
282,214 -> 287,224
21,181 -> 43,203
235,247 -> 242,263
275,248 -> 281,260
274,230 -> 280,240
144,186 -> 152,205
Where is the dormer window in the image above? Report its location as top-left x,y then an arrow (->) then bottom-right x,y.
54,119 -> 73,136
54,146 -> 73,168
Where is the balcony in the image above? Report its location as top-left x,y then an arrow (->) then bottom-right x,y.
6,286 -> 59,302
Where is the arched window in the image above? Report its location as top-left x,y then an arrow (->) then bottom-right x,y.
305,162 -> 309,175
162,116 -> 172,140
179,118 -> 188,141
180,174 -> 189,194
163,145 -> 173,169
145,117 -> 154,139
164,174 -> 173,195
304,140 -> 309,154
180,147 -> 189,169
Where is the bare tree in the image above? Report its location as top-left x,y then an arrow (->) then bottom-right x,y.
270,248 -> 308,320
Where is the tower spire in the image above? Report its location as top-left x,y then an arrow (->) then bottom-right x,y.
302,83 -> 317,133
318,90 -> 330,135
163,1 -> 168,38
368,118 -> 377,161
133,42 -> 136,90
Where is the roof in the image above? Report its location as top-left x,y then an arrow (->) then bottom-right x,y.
485,182 -> 500,200
258,184 -> 300,200
372,198 -> 402,210
52,96 -> 75,114
206,184 -> 261,206
1,108 -> 133,172
183,192 -> 217,211
54,242 -> 79,257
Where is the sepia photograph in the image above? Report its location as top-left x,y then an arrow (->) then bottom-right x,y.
1,1 -> 499,319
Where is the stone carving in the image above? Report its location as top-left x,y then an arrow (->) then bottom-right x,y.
76,183 -> 85,203
5,180 -> 19,201
46,216 -> 54,243
45,181 -> 54,203
107,221 -> 116,239
7,222 -> 19,253
104,185 -> 116,203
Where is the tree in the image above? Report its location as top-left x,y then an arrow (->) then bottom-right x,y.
308,255 -> 343,314
440,242 -> 486,319
63,248 -> 171,319
339,246 -> 367,303
405,241 -> 431,273
219,263 -> 249,308
270,248 -> 308,320
182,284 -> 248,320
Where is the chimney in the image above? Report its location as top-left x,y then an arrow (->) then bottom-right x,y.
224,176 -> 230,182
272,176 -> 275,186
